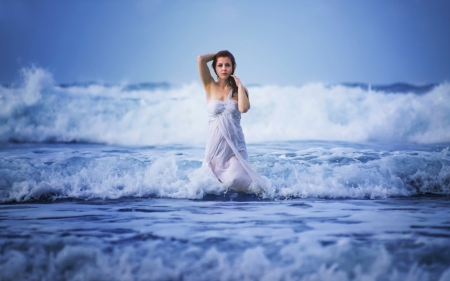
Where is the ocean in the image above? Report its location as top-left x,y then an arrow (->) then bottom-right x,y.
1,67 -> 449,280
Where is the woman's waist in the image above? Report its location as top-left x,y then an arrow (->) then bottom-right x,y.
208,109 -> 241,122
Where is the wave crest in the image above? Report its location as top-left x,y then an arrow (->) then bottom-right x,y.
1,67 -> 449,145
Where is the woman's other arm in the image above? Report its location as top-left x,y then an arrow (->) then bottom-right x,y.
232,75 -> 250,113
197,53 -> 216,95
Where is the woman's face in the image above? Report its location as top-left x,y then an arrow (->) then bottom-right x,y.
215,57 -> 233,79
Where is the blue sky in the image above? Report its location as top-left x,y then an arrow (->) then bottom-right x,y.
1,0 -> 450,86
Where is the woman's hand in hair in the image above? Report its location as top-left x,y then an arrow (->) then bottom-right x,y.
230,75 -> 242,88
231,75 -> 250,113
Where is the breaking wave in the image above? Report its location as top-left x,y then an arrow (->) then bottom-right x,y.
1,67 -> 449,145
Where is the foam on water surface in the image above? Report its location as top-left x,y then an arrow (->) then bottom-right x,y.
0,142 -> 449,203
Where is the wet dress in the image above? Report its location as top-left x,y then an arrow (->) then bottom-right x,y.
204,89 -> 266,191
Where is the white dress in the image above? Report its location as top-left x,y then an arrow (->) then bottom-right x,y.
204,90 -> 266,191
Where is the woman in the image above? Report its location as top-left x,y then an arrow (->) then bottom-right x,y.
198,50 -> 266,192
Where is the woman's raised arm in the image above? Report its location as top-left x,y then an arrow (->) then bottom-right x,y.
197,53 -> 216,93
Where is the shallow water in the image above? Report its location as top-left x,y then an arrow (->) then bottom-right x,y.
1,141 -> 450,280
1,196 -> 450,281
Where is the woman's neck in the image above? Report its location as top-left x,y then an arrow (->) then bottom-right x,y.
217,78 -> 230,89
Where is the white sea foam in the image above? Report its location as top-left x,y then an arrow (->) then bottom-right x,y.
1,67 -> 449,145
244,83 -> 450,144
1,144 -> 449,202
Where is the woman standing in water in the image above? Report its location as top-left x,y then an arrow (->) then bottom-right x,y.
198,50 -> 266,192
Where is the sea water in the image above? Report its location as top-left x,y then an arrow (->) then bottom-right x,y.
1,68 -> 450,280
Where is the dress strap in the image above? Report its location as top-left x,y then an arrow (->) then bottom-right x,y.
226,89 -> 233,100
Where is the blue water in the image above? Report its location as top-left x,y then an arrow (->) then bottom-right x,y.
1,195 -> 449,281
1,67 -> 450,280
1,141 -> 450,280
